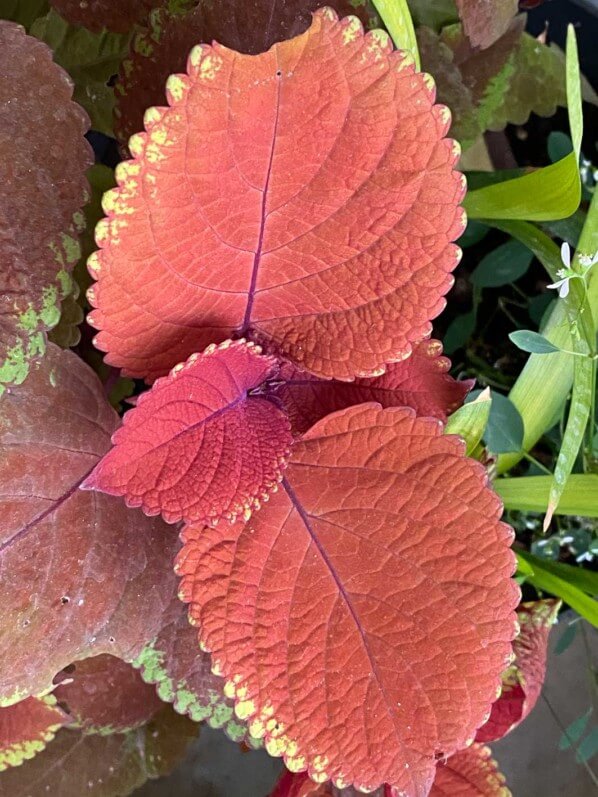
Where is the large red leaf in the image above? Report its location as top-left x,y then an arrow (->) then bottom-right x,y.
270,338 -> 473,434
0,696 -> 68,771
476,599 -> 560,743
114,0 -> 377,148
49,0 -> 162,33
430,744 -> 511,796
0,706 -> 197,797
53,655 -> 163,734
177,404 -> 519,793
455,0 -> 518,50
130,595 -> 252,742
0,344 -> 178,706
0,21 -> 92,393
89,9 -> 465,382
82,339 -> 292,524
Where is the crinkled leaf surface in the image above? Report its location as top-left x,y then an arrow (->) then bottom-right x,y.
82,340 -> 292,525
115,0 -> 378,148
90,10 -> 465,381
177,404 -> 519,793
49,0 -> 161,33
0,344 -> 178,706
454,0 -> 518,49
53,655 -> 163,734
487,34 -> 567,130
131,595 -> 250,742
476,599 -> 560,743
30,9 -> 131,136
269,338 -> 472,435
0,21 -> 92,393
429,744 -> 511,796
0,706 -> 197,797
0,696 -> 68,771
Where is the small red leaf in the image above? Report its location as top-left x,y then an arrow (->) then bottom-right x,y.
53,655 -> 163,734
49,0 -> 162,33
476,599 -> 560,743
0,344 -> 179,705
131,595 -> 252,742
82,339 -> 292,525
177,404 -> 519,793
271,338 -> 473,434
455,0 -> 519,50
0,21 -> 92,392
89,9 -> 465,382
0,706 -> 197,797
0,696 -> 68,771
430,744 -> 511,796
115,0 -> 378,149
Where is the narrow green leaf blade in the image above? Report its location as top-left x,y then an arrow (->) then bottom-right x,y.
516,551 -> 598,627
496,474 -> 598,517
372,0 -> 420,68
465,152 -> 581,221
444,386 -> 491,455
559,710 -> 592,750
509,330 -> 562,355
566,24 -> 582,162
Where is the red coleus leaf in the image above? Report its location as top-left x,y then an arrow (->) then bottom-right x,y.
114,0 -> 377,148
0,344 -> 178,705
130,592 -> 251,742
430,744 -> 511,796
89,9 -> 465,382
476,599 -> 560,743
53,655 -> 163,734
49,0 -> 162,33
0,696 -> 68,771
270,338 -> 473,434
0,21 -> 92,393
270,770 -> 392,796
0,706 -> 197,797
82,339 -> 292,525
455,0 -> 519,50
177,404 -> 519,793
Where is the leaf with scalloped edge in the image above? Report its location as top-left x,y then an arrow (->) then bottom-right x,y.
177,403 -> 519,793
130,595 -> 252,743
455,0 -> 518,50
89,9 -> 465,382
0,343 -> 179,707
487,33 -> 568,131
115,0 -> 378,149
476,599 -> 560,744
269,338 -> 473,435
48,0 -> 162,33
0,696 -> 68,771
82,339 -> 292,525
430,744 -> 511,796
53,655 -> 163,735
0,21 -> 92,394
0,706 -> 197,797
269,770 -> 393,795
30,8 -> 131,137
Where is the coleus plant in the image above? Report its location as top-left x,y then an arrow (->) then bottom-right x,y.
0,0 -> 589,795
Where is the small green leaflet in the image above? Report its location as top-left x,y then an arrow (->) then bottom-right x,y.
560,710 -> 592,750
372,0 -> 420,68
470,239 -> 533,287
468,389 -> 524,454
444,387 -> 490,455
509,330 -> 562,355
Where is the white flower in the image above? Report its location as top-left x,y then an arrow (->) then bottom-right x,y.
578,251 -> 598,269
547,277 -> 570,298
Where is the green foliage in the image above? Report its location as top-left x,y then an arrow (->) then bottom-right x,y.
373,0 -> 419,68
444,387 -> 491,455
509,330 -> 563,355
470,240 -> 533,287
468,389 -> 524,454
30,9 -> 131,136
